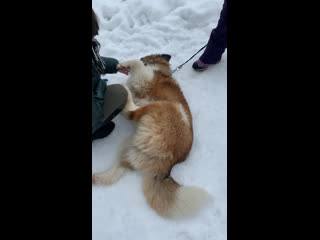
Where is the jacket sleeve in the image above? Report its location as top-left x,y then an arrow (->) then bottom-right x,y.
101,57 -> 119,74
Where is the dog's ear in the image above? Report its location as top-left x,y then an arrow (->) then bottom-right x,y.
160,54 -> 171,62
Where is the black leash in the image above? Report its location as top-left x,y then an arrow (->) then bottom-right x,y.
171,44 -> 207,74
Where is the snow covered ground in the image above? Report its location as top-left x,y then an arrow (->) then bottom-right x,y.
92,0 -> 227,239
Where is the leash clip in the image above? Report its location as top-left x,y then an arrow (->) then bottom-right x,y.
172,65 -> 182,74
171,44 -> 208,74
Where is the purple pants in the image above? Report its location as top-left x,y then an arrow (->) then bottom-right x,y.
200,0 -> 227,64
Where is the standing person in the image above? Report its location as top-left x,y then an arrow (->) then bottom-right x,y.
192,0 -> 227,72
92,9 -> 129,141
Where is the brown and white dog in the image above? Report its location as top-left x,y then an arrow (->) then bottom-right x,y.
92,54 -> 211,219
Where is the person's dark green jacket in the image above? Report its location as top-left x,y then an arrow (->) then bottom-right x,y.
92,41 -> 119,134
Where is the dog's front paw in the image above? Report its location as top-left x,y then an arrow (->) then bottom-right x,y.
119,60 -> 143,70
118,62 -> 130,69
117,64 -> 130,75
122,110 -> 134,120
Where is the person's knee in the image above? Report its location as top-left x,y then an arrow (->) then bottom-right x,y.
108,84 -> 128,105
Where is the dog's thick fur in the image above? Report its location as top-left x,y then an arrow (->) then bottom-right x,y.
92,54 -> 211,219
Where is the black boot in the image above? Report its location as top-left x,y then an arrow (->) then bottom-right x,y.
92,121 -> 115,141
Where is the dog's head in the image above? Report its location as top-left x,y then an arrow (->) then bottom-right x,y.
140,54 -> 172,76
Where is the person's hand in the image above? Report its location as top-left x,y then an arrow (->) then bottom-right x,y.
117,64 -> 130,75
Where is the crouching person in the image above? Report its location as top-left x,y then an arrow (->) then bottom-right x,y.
92,9 -> 129,141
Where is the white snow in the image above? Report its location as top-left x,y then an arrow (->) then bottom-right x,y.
92,0 -> 227,239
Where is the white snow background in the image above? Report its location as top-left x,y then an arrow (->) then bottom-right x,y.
92,0 -> 227,239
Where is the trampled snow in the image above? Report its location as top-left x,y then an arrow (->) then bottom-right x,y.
92,0 -> 227,239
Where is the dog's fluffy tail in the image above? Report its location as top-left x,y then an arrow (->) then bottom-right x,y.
142,172 -> 211,219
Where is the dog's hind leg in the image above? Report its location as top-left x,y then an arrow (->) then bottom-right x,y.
92,137 -> 134,185
92,160 -> 127,185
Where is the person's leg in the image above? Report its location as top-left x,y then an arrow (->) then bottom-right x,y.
92,121 -> 115,141
193,0 -> 227,71
92,84 -> 128,141
103,84 -> 128,122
